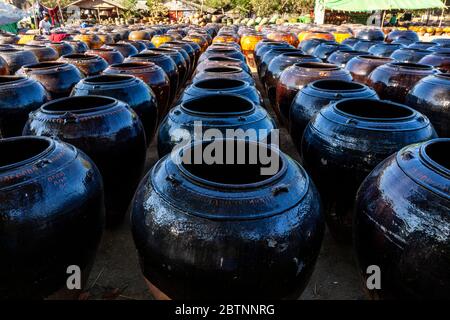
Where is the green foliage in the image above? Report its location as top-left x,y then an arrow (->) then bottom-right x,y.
205,0 -> 312,16
146,0 -> 168,17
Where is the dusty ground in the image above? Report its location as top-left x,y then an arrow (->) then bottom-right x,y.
51,66 -> 366,301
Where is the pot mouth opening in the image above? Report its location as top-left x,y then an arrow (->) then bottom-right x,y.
23,61 -> 66,69
0,48 -> 21,52
434,52 -> 450,56
194,78 -> 246,90
90,48 -> 114,52
109,61 -> 155,69
208,48 -> 237,53
83,74 -> 135,84
312,79 -> 365,91
149,48 -> 177,53
182,94 -> 254,116
41,95 -> 117,114
0,75 -> 26,84
389,62 -> 433,70
0,137 -> 53,172
359,55 -> 393,61
281,52 -> 313,58
178,140 -> 285,188
294,62 -> 339,70
436,73 -> 450,80
206,55 -> 240,62
334,99 -> 415,120
132,52 -> 163,58
62,54 -> 95,60
270,48 -> 299,54
203,66 -> 242,73
421,139 -> 450,175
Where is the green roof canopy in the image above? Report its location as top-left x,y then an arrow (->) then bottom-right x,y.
323,0 -> 446,11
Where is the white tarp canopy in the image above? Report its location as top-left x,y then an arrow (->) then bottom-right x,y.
0,2 -> 31,25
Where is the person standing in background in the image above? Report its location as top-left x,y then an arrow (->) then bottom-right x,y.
39,13 -> 51,35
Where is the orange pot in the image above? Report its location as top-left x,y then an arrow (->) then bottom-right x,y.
184,35 -> 208,52
298,31 -> 335,43
213,34 -> 240,44
240,33 -> 264,68
267,32 -> 298,47
74,34 -> 102,49
151,35 -> 174,48
128,30 -> 151,41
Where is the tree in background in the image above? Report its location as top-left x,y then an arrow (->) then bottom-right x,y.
146,0 -> 168,17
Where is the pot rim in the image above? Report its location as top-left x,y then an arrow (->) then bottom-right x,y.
40,95 -> 118,115
81,74 -> 137,85
387,61 -> 434,70
0,75 -> 28,86
419,138 -> 450,178
310,79 -> 366,92
192,78 -> 247,91
180,93 -> 256,117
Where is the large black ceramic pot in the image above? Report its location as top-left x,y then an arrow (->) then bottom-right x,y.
368,62 -> 436,103
301,98 -> 437,242
386,29 -> 419,43
145,48 -> 188,89
65,40 -> 89,53
345,55 -> 393,85
254,41 -> 292,71
367,43 -> 404,57
266,52 -> 321,106
354,138 -> 450,299
71,74 -> 159,144
419,51 -> 450,73
131,139 -> 324,299
23,96 -> 146,226
352,40 -> 381,52
157,94 -> 276,157
312,43 -> 352,61
0,48 -> 39,74
356,28 -> 385,41
102,42 -> 139,57
198,47 -> 245,64
276,62 -> 352,127
326,50 -> 367,68
408,41 -> 438,50
195,55 -> 251,75
193,66 -> 255,86
390,48 -> 431,63
341,37 -> 360,47
58,53 -> 108,76
180,78 -> 262,106
0,136 -> 104,299
259,47 -> 301,83
126,52 -> 179,105
87,48 -> 125,65
289,80 -> 378,148
20,44 -> 59,62
17,61 -> 83,100
0,76 -> 48,138
299,39 -> 334,56
160,41 -> 194,76
406,73 -> 450,137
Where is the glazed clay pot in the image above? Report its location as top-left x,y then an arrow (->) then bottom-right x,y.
145,48 -> 188,89
276,62 -> 352,127
102,42 -> 138,58
356,28 -> 385,41
0,56 -> 8,75
199,47 -> 245,64
0,136 -> 104,299
103,62 -> 170,117
390,48 -> 431,63
240,33 -> 264,67
0,33 -> 20,45
24,96 -> 146,226
196,55 -> 251,75
386,30 -> 419,43
312,43 -> 352,61
0,76 -> 48,138
301,98 -> 437,242
64,40 -> 89,53
354,138 -> 450,299
408,41 -> 438,50
254,41 -> 292,72
132,140 -> 324,299
17,62 -> 83,100
87,48 -> 125,65
151,35 -> 174,48
180,78 -> 262,106
157,94 -> 276,157
129,30 -> 151,41
47,42 -> 74,57
298,31 -> 335,43
341,37 -> 360,47
180,40 -> 201,66
0,48 -> 39,74
121,40 -> 148,53
406,73 -> 450,137
97,34 -> 114,45
289,80 -> 378,148
126,52 -> 179,105
193,66 -> 255,86
345,55 -> 393,85
160,41 -> 194,75
74,34 -> 102,49
58,54 -> 108,76
418,52 -> 450,73
266,53 -> 321,107
368,62 -> 436,103
367,43 -> 404,57
259,48 -> 301,83
299,39 -> 335,56
352,40 -> 381,52
326,50 -> 367,67
21,44 -> 59,62
72,74 -> 159,144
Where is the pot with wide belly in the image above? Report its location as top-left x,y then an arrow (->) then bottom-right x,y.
312,43 -> 352,61
17,61 -> 83,100
418,52 -> 450,73
406,73 -> 450,137
145,48 -> 188,89
131,139 -> 324,299
121,40 -> 148,53
0,48 -> 38,74
198,47 -> 245,64
289,80 -> 378,148
160,41 -> 194,76
354,138 -> 450,299
408,41 -> 437,50
47,42 -> 74,57
254,40 -> 292,70
74,34 -> 102,49
259,47 -> 300,83
276,62 -> 352,127
58,53 -> 108,76
390,48 -> 431,63
345,55 -> 393,85
180,78 -> 262,106
368,62 -> 436,103
0,76 -> 48,138
129,30 -> 152,41
65,40 -> 89,53
157,94 -> 276,158
126,52 -> 179,105
71,74 -> 159,144
20,44 -> 59,62
0,136 -> 104,299
195,56 -> 251,75
356,28 -> 385,41
102,42 -> 138,57
326,50 -> 367,67
193,66 -> 255,86
367,43 -> 404,57
103,62 -> 171,117
266,53 -> 320,107
386,30 -> 419,43
299,39 -> 335,56
87,48 -> 124,65
341,37 -> 360,47
352,40 -> 381,52
23,96 -> 146,226
301,98 -> 437,242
